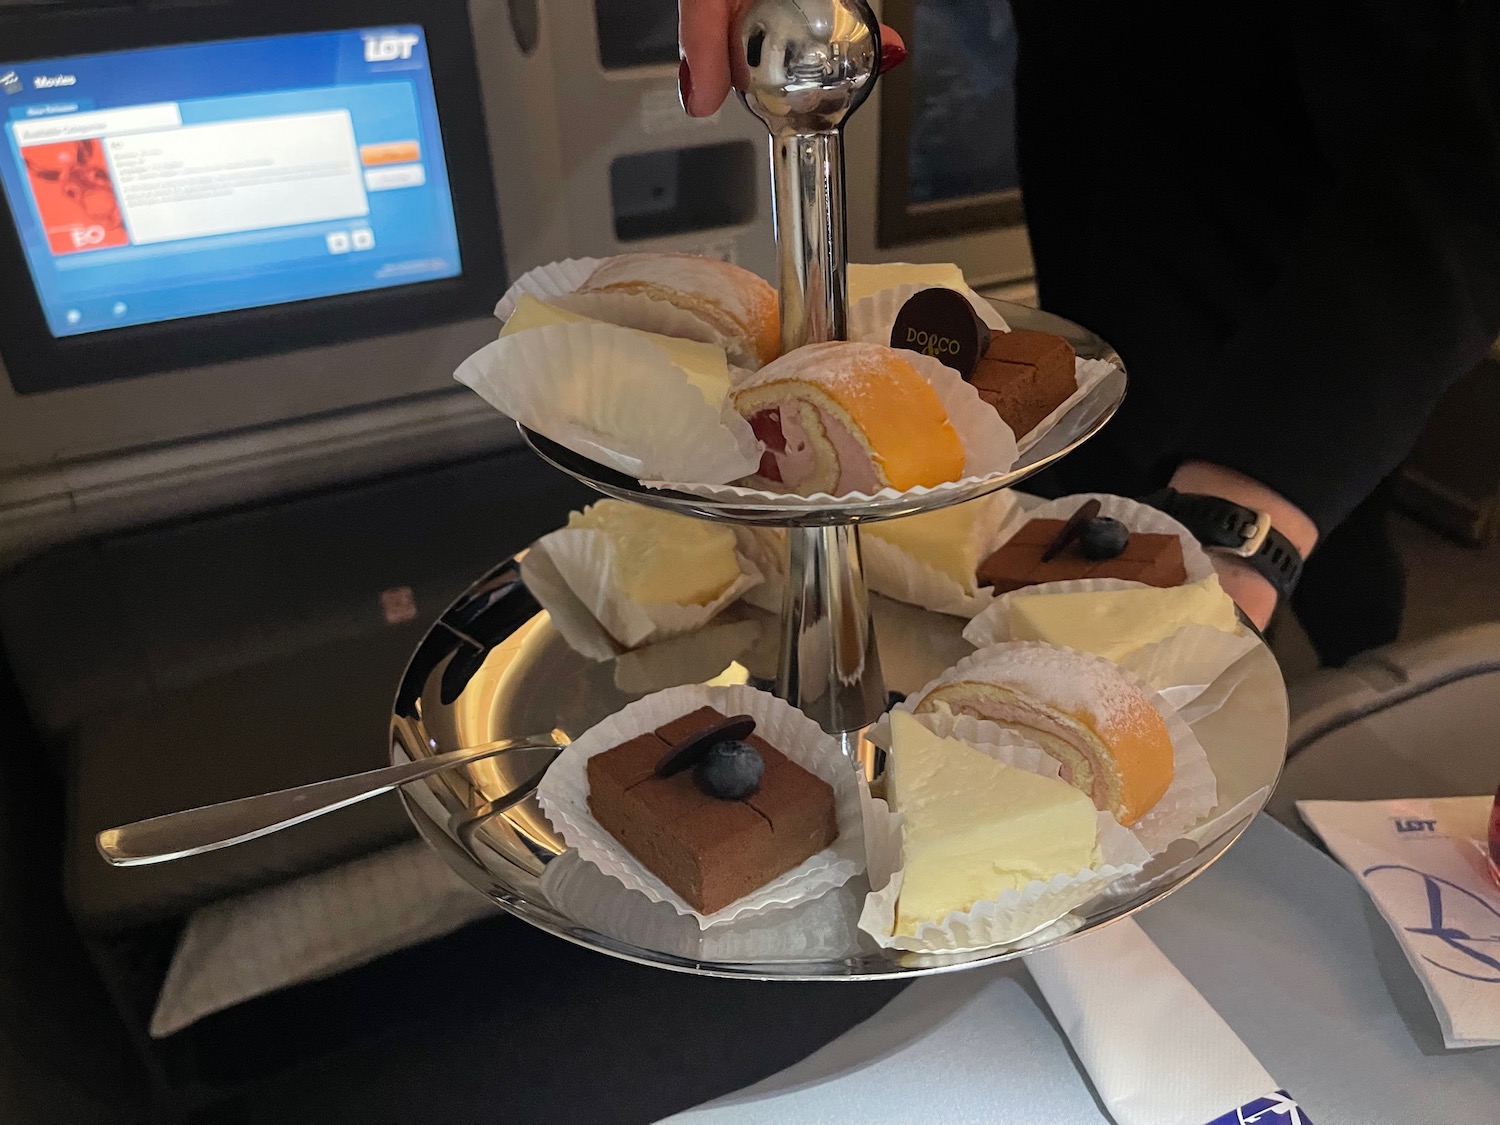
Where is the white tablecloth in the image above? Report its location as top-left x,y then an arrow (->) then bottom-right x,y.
667,816 -> 1500,1124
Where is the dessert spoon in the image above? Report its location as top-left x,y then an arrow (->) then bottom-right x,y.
96,736 -> 564,867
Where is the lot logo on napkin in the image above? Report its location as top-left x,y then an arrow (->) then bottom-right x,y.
1204,1090 -> 1310,1124
1364,865 -> 1500,983
1392,816 -> 1438,835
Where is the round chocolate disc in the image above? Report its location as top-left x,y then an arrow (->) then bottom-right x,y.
654,714 -> 757,777
890,287 -> 992,380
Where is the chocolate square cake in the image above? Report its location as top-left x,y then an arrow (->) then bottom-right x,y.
970,329 -> 1077,439
586,707 -> 838,914
977,518 -> 1188,594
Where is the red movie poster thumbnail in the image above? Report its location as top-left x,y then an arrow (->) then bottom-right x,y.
22,138 -> 130,255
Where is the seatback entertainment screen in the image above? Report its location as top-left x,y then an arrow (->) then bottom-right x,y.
0,26 -> 462,338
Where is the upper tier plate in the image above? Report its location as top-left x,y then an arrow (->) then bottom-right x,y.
522,299 -> 1126,527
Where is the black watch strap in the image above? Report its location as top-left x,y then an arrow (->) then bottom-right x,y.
1141,488 -> 1304,599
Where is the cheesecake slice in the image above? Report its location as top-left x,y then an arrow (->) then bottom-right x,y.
1007,576 -> 1240,662
887,711 -> 1097,935
863,492 -> 1014,592
848,262 -> 967,303
566,500 -> 742,607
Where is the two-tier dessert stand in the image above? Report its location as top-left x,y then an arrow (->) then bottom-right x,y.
89,1 -> 1288,973
386,0 -> 1288,978
389,289 -> 1287,978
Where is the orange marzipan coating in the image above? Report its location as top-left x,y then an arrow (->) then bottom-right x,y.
736,342 -> 966,491
920,679 -> 1174,827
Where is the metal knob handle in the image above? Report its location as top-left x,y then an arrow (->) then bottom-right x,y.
733,0 -> 881,138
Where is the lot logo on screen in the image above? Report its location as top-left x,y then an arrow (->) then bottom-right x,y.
363,32 -> 420,62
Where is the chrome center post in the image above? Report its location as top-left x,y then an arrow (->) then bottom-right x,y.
733,0 -> 885,756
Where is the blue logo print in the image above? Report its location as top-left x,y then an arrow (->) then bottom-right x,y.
1204,1089 -> 1310,1124
1363,865 -> 1500,983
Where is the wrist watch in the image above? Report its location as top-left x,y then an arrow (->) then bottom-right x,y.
1140,488 -> 1304,600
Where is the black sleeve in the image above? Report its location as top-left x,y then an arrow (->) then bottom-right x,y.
1177,0 -> 1500,536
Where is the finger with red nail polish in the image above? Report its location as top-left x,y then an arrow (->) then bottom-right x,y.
879,25 -> 907,73
678,0 -> 735,117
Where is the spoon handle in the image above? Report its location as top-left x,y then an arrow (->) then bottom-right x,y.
96,737 -> 563,867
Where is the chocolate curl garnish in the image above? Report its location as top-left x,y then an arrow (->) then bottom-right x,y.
1041,499 -> 1104,562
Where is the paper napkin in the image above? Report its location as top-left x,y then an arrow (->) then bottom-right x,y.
1027,918 -> 1312,1125
1298,796 -> 1500,1049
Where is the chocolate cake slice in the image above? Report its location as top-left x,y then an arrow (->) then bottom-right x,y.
977,518 -> 1188,594
586,707 -> 838,914
970,329 -> 1077,439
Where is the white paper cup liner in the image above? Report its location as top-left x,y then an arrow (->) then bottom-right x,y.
536,684 -> 867,928
651,350 -> 1019,505
1171,646 -> 1261,727
894,641 -> 1219,856
519,546 -> 621,663
1015,358 -> 1118,451
847,282 -> 1010,343
1125,624 -> 1260,712
733,526 -> 787,613
495,256 -> 762,369
862,490 -> 1024,618
494,257 -> 599,322
538,850 -> 865,965
523,524 -> 762,650
454,322 -> 762,484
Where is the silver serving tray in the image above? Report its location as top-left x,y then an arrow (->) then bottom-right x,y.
392,569 -> 1287,980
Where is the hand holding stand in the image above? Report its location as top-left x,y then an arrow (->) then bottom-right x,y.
733,0 -> 885,753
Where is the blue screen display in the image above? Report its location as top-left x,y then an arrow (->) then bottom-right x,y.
0,27 -> 462,338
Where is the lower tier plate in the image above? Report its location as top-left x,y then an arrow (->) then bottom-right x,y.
391,557 -> 1289,980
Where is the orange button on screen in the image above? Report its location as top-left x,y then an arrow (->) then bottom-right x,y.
360,141 -> 421,166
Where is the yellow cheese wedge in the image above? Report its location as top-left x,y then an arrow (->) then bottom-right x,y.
1007,576 -> 1241,663
863,493 -> 1013,591
501,294 -> 730,406
888,711 -> 1098,936
848,262 -> 968,304
567,500 -> 741,607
